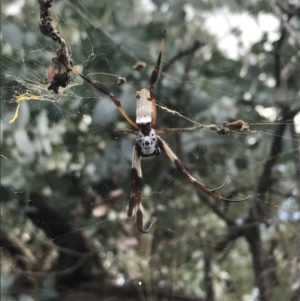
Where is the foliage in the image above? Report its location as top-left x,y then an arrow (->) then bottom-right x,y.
1,1 -> 300,301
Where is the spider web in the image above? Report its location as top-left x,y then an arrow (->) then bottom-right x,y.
1,1 -> 300,301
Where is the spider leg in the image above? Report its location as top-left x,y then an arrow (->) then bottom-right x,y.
72,68 -> 139,130
210,175 -> 229,192
129,143 -> 153,233
128,171 -> 137,218
157,136 -> 249,202
149,29 -> 166,128
128,144 -> 140,217
156,126 -> 204,134
115,129 -> 138,135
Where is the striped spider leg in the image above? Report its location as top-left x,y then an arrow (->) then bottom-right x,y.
156,136 -> 250,202
128,142 -> 154,233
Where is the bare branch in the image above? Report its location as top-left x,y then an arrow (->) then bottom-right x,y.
0,227 -> 36,270
289,118 -> 300,301
215,29 -> 300,301
156,39 -> 204,97
196,190 -> 235,226
204,252 -> 215,301
268,0 -> 300,50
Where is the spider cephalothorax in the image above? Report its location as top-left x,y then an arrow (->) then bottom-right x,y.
75,29 -> 249,233
138,129 -> 160,157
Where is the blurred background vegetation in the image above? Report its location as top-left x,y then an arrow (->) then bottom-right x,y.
1,0 -> 300,301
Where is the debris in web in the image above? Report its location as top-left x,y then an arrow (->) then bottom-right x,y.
212,119 -> 250,135
117,76 -> 127,86
132,61 -> 147,70
9,92 -> 45,124
38,0 -> 74,93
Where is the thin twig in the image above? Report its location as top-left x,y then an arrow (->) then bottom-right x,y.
157,39 -> 204,97
38,0 -> 73,93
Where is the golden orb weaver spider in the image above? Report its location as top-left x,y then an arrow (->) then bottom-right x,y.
72,30 -> 249,233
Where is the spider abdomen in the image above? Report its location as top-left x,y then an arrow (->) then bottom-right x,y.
136,89 -> 153,124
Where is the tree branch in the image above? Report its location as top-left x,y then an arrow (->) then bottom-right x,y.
268,0 -> 300,50
204,252 -> 215,301
215,31 -> 299,301
289,118 -> 300,301
0,227 -> 36,271
23,191 -> 107,288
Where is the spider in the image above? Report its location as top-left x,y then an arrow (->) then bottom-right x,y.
72,30 -> 249,233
